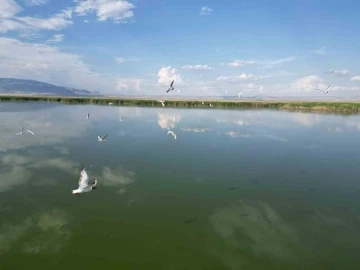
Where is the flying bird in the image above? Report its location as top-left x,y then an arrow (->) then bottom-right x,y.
158,100 -> 165,107
27,129 -> 35,135
314,84 -> 333,94
166,80 -> 175,93
72,167 -> 98,195
119,117 -> 123,122
87,113 -> 90,119
15,127 -> 25,136
167,130 -> 177,140
238,92 -> 243,98
98,134 -> 107,142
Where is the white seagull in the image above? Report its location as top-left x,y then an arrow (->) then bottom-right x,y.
119,116 -> 123,122
166,80 -> 175,93
109,102 -> 113,105
27,129 -> 35,135
314,84 -> 333,94
209,103 -> 213,107
87,113 -> 90,119
238,92 -> 243,98
72,167 -> 98,195
98,134 -> 107,142
167,130 -> 177,140
15,127 -> 25,136
158,100 -> 165,107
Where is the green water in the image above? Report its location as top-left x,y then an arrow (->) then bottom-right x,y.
1,102 -> 360,269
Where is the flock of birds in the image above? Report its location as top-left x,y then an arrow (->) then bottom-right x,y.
15,79 -> 335,196
15,80 -> 332,196
15,81 -> 182,196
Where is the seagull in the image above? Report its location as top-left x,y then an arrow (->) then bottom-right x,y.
15,127 -> 25,136
87,113 -> 90,119
72,167 -> 98,195
167,130 -> 177,140
109,102 -> 113,105
166,80 -> 175,93
27,129 -> 35,135
314,84 -> 333,94
158,100 -> 165,107
202,102 -> 204,105
119,117 -> 123,122
209,103 -> 213,107
98,134 -> 107,142
238,92 -> 243,98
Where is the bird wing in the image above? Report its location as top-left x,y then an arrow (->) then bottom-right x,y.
314,89 -> 323,91
326,84 -> 333,91
170,80 -> 174,88
166,89 -> 170,93
102,134 -> 108,140
78,168 -> 89,188
22,127 -> 25,132
98,135 -> 102,140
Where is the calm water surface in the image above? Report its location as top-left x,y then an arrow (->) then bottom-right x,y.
1,102 -> 360,270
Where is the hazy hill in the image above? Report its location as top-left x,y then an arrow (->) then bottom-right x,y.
0,78 -> 101,96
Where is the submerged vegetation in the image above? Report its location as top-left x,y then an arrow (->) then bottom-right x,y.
1,95 -> 360,113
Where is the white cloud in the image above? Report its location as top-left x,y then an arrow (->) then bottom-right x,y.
228,60 -> 256,68
15,9 -> 72,31
312,47 -> 326,55
328,69 -> 349,77
351,76 -> 360,81
115,57 -> 124,64
217,73 -> 269,81
47,34 -> 64,43
0,7 -> 73,33
182,65 -> 214,71
247,83 -> 264,92
74,0 -> 135,22
260,57 -> 296,69
216,76 -> 232,81
292,75 -> 327,92
116,78 -> 142,93
0,0 -> 22,19
83,19 -> 89,23
224,131 -> 250,138
157,113 -> 181,130
0,37 -> 114,92
157,66 -> 183,85
24,0 -> 48,6
181,127 -> 212,133
199,6 -> 212,15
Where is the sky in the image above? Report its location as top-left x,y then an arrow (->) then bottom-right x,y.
1,0 -> 360,97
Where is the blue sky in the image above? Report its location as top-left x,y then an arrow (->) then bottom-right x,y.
1,0 -> 360,96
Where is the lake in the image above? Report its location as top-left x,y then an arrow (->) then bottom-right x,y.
1,101 -> 360,270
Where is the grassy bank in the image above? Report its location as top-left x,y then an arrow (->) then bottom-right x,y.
1,94 -> 360,113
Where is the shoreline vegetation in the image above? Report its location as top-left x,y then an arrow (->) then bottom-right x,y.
1,94 -> 360,113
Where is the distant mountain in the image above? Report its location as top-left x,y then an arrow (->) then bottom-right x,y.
0,78 -> 101,97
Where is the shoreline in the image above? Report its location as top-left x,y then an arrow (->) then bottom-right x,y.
1,94 -> 360,113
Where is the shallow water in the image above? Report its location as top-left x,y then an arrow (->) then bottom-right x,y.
1,102 -> 360,269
